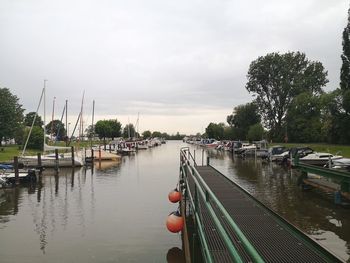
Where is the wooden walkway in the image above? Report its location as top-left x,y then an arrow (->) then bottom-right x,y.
185,165 -> 343,262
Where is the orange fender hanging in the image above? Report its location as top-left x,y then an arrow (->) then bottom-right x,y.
168,189 -> 181,203
166,211 -> 184,233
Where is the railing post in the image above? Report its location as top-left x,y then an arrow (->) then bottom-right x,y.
202,149 -> 204,166
194,185 -> 198,213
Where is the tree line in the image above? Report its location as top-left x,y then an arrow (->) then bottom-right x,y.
205,7 -> 350,144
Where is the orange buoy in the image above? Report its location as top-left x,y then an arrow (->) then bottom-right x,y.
168,189 -> 181,203
166,211 -> 184,233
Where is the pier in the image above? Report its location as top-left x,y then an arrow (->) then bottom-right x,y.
179,147 -> 344,262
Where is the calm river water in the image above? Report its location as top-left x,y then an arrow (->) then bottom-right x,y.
0,141 -> 349,262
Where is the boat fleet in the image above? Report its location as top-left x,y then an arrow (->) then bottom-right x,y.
184,137 -> 349,171
0,138 -> 166,188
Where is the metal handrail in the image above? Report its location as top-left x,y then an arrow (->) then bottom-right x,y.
180,147 -> 265,263
180,165 -> 213,263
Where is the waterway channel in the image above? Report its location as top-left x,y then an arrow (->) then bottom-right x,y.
0,141 -> 349,262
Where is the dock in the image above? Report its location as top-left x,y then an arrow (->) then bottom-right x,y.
179,147 -> 344,262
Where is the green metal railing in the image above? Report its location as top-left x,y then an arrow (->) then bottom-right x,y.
180,147 -> 265,263
293,157 -> 350,192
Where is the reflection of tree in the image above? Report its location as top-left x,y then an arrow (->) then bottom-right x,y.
0,188 -> 20,225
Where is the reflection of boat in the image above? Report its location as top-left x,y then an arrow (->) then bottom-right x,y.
0,168 -> 37,186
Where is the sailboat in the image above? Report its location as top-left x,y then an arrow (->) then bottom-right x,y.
19,81 -> 84,168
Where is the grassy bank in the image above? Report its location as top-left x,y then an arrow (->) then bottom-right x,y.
0,141 -> 99,163
0,145 -> 37,163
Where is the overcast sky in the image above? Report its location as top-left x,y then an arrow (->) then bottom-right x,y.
0,0 -> 349,135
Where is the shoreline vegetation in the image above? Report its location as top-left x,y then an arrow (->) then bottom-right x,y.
1,141 -> 350,163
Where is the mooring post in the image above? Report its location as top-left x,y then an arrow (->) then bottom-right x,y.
71,146 -> 75,168
37,153 -> 42,174
109,144 -> 112,153
14,156 -> 19,185
206,156 -> 210,166
55,149 -> 59,172
91,149 -> 94,168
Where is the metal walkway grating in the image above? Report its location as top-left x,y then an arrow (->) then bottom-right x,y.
187,165 -> 342,263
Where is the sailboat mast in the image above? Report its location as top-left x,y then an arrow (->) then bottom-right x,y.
21,86 -> 45,156
51,96 -> 56,141
91,100 -> 95,148
65,99 -> 68,146
44,79 -> 47,148
79,91 -> 85,141
128,117 -> 130,139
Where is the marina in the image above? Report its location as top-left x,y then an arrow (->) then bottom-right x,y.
0,141 -> 350,262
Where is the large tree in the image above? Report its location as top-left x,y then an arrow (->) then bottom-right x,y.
246,52 -> 328,140
123,124 -> 136,138
45,120 -> 66,140
227,102 -> 260,140
340,7 -> 350,116
24,112 -> 44,127
285,92 -> 323,143
340,7 -> 350,92
95,119 -> 122,144
205,122 -> 225,140
142,130 -> 152,138
0,88 -> 24,145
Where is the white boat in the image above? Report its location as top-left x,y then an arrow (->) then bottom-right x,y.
268,146 -> 289,162
291,147 -> 343,166
137,141 -> 148,150
19,152 -> 84,167
235,143 -> 256,154
331,158 -> 350,171
298,152 -> 343,166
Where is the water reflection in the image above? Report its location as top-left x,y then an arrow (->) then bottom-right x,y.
166,247 -> 185,262
1,142 -> 348,262
0,141 -> 184,263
